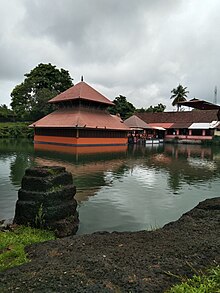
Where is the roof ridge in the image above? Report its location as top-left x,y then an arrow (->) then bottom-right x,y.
49,80 -> 114,106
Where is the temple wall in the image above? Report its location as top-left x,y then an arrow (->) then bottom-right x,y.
34,135 -> 127,146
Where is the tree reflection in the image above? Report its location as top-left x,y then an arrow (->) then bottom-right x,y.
10,154 -> 34,187
167,172 -> 182,192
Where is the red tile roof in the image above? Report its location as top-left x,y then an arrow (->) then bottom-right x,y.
49,81 -> 114,106
136,110 -> 220,124
30,108 -> 129,131
148,123 -> 174,129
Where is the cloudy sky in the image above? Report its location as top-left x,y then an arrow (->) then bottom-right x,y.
0,0 -> 219,110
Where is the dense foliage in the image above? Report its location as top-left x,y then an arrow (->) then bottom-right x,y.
0,122 -> 34,138
10,63 -> 73,121
0,104 -> 15,122
108,95 -> 136,120
136,103 -> 166,113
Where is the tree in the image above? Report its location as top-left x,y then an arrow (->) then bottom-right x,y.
170,84 -> 189,111
136,103 -> 166,113
10,63 -> 73,121
108,95 -> 136,120
0,104 -> 15,121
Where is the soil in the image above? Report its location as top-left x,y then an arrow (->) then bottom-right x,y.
0,197 -> 220,293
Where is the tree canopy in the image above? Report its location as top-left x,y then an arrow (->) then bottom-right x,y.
0,104 -> 15,122
170,84 -> 189,111
136,103 -> 166,113
108,95 -> 136,120
10,63 -> 73,121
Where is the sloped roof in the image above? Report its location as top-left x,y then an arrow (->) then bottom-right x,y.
49,81 -> 114,106
136,110 -> 220,124
189,123 -> 210,129
148,123 -> 174,129
124,115 -> 152,129
178,98 -> 220,110
172,122 -> 192,129
30,108 -> 129,131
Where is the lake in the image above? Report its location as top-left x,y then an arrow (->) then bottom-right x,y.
0,139 -> 219,234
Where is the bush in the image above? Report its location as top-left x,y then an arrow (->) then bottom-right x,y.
166,266 -> 220,293
0,122 -> 34,138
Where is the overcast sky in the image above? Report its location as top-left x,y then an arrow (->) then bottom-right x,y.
0,0 -> 219,110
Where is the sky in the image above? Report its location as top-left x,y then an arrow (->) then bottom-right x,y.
0,0 -> 220,111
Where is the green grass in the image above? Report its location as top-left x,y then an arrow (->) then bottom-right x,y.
166,265 -> 220,293
0,226 -> 55,272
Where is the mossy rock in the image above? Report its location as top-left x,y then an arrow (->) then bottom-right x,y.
25,166 -> 66,177
18,185 -> 76,203
21,172 -> 73,192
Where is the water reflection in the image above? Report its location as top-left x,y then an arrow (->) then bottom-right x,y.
33,144 -> 129,202
0,139 -> 220,233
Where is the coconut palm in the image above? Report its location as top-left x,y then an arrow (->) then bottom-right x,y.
170,84 -> 189,111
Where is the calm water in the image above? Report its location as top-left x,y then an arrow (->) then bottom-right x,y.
0,139 -> 220,234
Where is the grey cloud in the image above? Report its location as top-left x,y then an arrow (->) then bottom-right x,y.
0,0 -> 220,109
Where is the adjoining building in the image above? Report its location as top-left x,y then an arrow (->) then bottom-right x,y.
123,115 -> 153,143
136,109 -> 220,143
30,80 -> 129,146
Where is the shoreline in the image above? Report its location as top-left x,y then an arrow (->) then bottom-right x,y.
1,197 -> 220,292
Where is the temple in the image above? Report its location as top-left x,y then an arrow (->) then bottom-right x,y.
30,81 -> 129,146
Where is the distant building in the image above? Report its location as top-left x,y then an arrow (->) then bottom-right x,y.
136,110 -> 220,142
30,81 -> 129,146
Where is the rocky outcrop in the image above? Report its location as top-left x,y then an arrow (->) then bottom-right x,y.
13,166 -> 79,237
2,196 -> 219,292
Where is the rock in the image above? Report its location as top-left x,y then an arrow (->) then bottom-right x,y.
13,166 -> 79,237
0,218 -> 13,231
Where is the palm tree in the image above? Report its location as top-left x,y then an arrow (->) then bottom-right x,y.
170,84 -> 189,111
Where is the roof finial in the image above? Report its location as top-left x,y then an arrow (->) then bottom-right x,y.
81,75 -> 84,82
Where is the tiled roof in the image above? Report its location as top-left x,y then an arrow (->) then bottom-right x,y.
30,108 -> 129,131
136,110 -> 220,124
49,81 -> 114,106
172,122 -> 192,129
148,123 -> 174,129
124,115 -> 152,129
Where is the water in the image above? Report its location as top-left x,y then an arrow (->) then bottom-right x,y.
0,139 -> 219,234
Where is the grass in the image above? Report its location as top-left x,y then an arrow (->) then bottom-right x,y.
0,225 -> 55,272
166,265 -> 220,293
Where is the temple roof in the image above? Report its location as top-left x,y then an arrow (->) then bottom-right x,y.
49,81 -> 114,106
30,108 -> 129,131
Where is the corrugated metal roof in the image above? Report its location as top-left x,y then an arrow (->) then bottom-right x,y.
152,126 -> 166,130
124,115 -> 152,129
30,108 -> 129,131
209,121 -> 220,128
49,81 -> 114,106
189,123 -> 210,129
